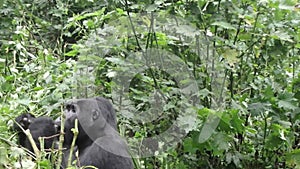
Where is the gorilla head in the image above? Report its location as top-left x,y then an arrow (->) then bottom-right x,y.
13,114 -> 58,152
64,97 -> 118,146
63,97 -> 133,169
14,113 -> 36,131
14,113 -> 36,148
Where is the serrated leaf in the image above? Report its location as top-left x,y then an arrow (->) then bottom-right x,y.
248,102 -> 272,116
278,100 -> 297,110
178,112 -> 199,133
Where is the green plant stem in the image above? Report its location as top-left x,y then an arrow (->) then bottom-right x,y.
67,119 -> 79,168
24,129 -> 40,159
56,105 -> 65,169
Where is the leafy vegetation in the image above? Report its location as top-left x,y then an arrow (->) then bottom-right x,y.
1,0 -> 300,168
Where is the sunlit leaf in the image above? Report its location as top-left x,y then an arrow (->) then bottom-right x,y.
222,48 -> 239,66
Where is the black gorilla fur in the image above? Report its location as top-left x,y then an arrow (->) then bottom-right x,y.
14,113 -> 58,152
14,113 -> 36,148
62,97 -> 134,169
13,97 -> 134,169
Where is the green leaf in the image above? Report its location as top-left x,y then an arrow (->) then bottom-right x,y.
37,159 -> 52,169
222,48 -> 239,66
1,82 -> 12,92
183,137 -> 198,154
248,102 -> 272,116
286,149 -> 300,168
33,86 -> 43,91
211,21 -> 236,30
278,4 -> 295,10
65,49 -> 79,57
270,31 -> 293,42
213,132 -> 230,152
68,8 -> 106,22
176,25 -> 200,37
199,113 -> 220,143
278,100 -> 297,110
17,99 -> 31,106
231,110 -> 244,133
0,147 -> 8,166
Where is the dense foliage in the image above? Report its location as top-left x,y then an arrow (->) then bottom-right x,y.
1,0 -> 300,168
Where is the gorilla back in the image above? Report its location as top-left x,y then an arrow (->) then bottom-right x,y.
63,97 -> 134,169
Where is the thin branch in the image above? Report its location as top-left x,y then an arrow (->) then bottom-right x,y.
124,0 -> 142,51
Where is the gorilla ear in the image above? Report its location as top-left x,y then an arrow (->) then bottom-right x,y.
94,97 -> 118,130
92,110 -> 100,121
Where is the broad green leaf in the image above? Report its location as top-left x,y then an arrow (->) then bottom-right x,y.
248,102 -> 272,116
198,114 -> 220,143
183,137 -> 198,153
232,110 -> 244,133
222,48 -> 239,66
1,82 -> 12,92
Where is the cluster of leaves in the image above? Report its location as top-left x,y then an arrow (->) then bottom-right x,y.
1,0 -> 300,168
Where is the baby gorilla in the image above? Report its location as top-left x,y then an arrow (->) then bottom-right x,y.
62,97 -> 134,169
14,113 -> 58,153
14,113 -> 36,148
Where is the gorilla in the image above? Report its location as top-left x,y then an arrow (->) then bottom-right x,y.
14,113 -> 59,153
14,113 -> 36,148
62,97 -> 134,169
